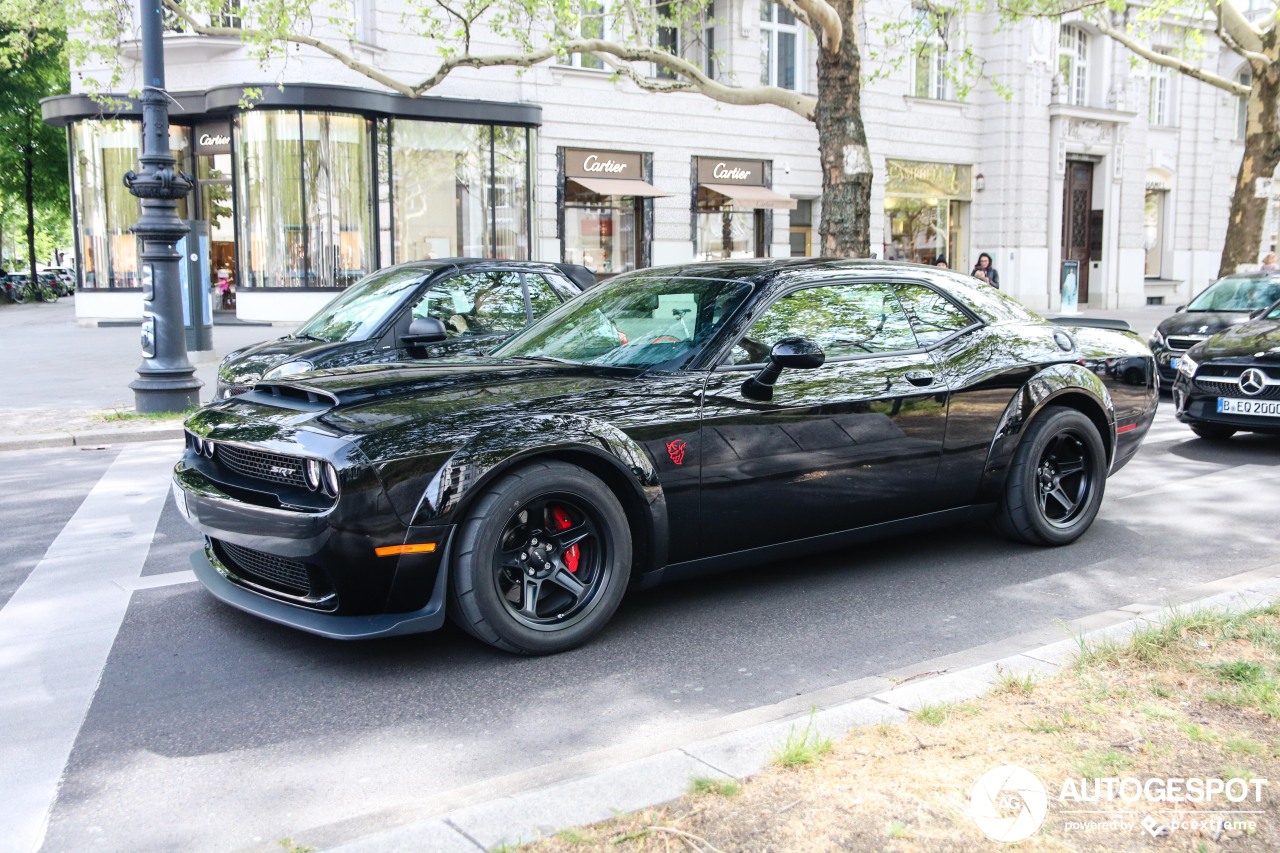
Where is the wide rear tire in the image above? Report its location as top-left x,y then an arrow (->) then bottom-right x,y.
448,460 -> 632,655
995,407 -> 1107,547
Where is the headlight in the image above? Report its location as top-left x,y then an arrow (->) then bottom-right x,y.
1148,328 -> 1164,348
321,462 -> 340,498
263,360 -> 314,380
304,459 -> 322,491
1178,353 -> 1198,379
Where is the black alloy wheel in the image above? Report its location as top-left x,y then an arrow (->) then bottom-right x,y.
1190,423 -> 1236,441
996,407 -> 1107,546
448,460 -> 632,654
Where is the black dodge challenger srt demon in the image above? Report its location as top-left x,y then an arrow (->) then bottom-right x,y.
174,259 -> 1158,654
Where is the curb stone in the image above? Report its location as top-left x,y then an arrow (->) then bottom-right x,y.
318,566 -> 1280,853
0,425 -> 184,452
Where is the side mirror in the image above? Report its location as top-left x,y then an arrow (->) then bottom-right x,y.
403,316 -> 447,346
741,337 -> 825,401
1174,305 -> 1186,313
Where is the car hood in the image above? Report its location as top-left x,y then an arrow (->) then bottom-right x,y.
220,337 -> 341,384
1156,311 -> 1250,338
1191,317 -> 1280,361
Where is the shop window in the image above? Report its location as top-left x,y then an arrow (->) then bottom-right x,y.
884,197 -> 954,266
303,113 -> 374,289
493,126 -> 530,260
391,120 -> 488,262
696,186 -> 759,259
236,112 -> 307,288
564,184 -> 638,274
1144,189 -> 1166,278
911,8 -> 953,101
1148,49 -> 1174,126
760,1 -> 803,91
70,121 -> 189,290
789,199 -> 813,256
1236,67 -> 1252,140
1058,25 -> 1089,107
731,281 -> 918,365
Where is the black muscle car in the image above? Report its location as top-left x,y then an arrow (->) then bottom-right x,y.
1172,299 -> 1280,439
174,260 -> 1158,654
214,259 -> 594,398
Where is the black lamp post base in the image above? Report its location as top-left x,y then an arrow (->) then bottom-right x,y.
130,371 -> 203,413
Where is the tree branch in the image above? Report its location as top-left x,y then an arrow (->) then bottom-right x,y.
1092,14 -> 1250,95
1216,0 -> 1265,56
160,0 -> 417,96
784,0 -> 842,52
415,39 -> 818,119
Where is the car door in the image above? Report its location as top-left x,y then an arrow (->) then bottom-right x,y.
697,279 -> 949,557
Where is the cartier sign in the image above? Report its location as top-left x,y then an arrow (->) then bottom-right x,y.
697,157 -> 765,186
565,148 -> 642,180
194,123 -> 232,154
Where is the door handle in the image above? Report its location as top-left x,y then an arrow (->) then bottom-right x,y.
905,371 -> 935,387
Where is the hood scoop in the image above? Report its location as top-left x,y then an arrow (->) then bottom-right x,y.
239,382 -> 339,412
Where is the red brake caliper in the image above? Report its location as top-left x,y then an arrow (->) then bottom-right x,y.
551,505 -> 580,572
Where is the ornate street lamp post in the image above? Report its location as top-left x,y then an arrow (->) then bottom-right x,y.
124,0 -> 202,412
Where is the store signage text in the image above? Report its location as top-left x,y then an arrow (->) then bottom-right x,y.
712,163 -> 752,181
885,159 -> 973,200
583,155 -> 629,174
697,157 -> 766,187
199,133 -> 230,147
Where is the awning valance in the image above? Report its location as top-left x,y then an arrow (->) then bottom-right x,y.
568,176 -> 675,197
700,183 -> 797,210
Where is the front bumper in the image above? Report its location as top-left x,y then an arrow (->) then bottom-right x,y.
174,457 -> 455,638
1173,379 -> 1280,435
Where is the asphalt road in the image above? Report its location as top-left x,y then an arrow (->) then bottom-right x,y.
5,406 -> 1280,852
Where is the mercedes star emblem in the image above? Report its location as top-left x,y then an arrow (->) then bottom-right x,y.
1239,368 -> 1267,396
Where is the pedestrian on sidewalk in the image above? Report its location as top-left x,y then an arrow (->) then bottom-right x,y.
972,252 -> 1000,289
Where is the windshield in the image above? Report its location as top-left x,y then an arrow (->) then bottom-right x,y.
491,273 -> 754,369
294,267 -> 427,342
1187,276 -> 1280,312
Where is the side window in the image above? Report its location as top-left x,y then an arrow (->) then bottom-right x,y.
525,274 -> 566,320
894,283 -> 974,346
410,272 -> 527,337
730,281 -> 919,365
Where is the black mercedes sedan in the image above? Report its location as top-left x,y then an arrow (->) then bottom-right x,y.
1172,299 -> 1280,439
175,260 -> 1158,654
1148,273 -> 1280,388
214,258 -> 594,398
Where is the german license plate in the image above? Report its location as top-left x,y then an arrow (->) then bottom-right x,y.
1170,357 -> 1180,370
1218,397 -> 1280,417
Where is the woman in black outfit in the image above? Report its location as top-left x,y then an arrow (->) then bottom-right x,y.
972,252 -> 999,288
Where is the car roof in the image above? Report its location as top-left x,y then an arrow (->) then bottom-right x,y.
377,257 -> 595,290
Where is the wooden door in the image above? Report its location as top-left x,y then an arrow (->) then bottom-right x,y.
1062,162 -> 1093,302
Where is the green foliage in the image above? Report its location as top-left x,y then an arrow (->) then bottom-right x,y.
772,712 -> 833,767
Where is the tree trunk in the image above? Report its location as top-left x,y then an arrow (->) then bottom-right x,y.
1220,52 -> 1280,278
814,0 -> 872,258
24,138 -> 37,287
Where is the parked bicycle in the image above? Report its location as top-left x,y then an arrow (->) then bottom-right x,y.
0,273 -> 59,303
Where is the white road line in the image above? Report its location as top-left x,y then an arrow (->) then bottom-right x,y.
113,570 -> 197,592
0,441 -> 179,853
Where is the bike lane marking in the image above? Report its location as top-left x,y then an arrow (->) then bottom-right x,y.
0,440 -> 179,853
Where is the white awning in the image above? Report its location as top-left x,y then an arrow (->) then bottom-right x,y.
700,183 -> 798,210
568,176 -> 675,197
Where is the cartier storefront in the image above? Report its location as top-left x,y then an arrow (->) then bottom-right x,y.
692,156 -> 796,260
559,147 -> 673,279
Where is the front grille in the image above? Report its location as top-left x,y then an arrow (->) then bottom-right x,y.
217,540 -> 312,596
216,444 -> 309,489
1167,335 -> 1208,352
217,382 -> 253,398
1194,364 -> 1280,400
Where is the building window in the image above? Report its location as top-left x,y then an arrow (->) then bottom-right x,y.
760,1 -> 802,91
210,0 -> 242,29
1148,50 -> 1173,126
564,0 -> 608,70
704,5 -> 717,80
912,8 -> 952,100
1144,189 -> 1167,277
69,121 -> 189,290
1058,25 -> 1088,106
1237,67 -> 1252,140
790,199 -> 812,256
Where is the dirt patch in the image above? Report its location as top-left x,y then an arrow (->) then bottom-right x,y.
525,607 -> 1280,852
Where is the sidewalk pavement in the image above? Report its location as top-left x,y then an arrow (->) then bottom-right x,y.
0,295 -> 1168,453
0,298 -> 294,451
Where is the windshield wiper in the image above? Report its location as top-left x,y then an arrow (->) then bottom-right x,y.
291,333 -> 327,342
508,355 -> 580,365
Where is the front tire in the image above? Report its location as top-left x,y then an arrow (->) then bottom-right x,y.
448,460 -> 632,654
995,407 -> 1107,547
1190,423 -> 1236,441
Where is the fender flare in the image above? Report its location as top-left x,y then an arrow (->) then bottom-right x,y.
978,363 -> 1116,502
410,414 -> 669,573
